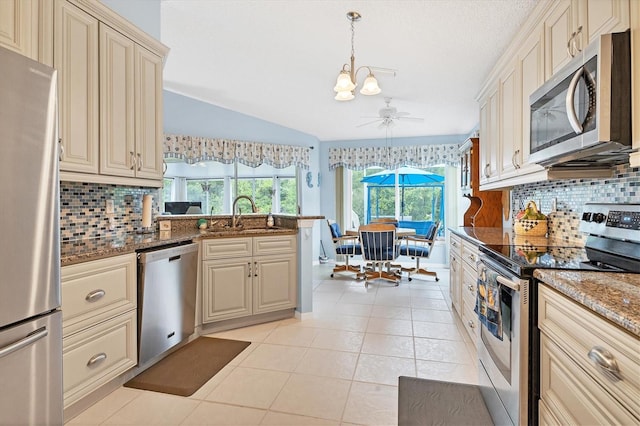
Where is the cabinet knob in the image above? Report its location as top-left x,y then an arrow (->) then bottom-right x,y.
512,150 -> 520,169
137,153 -> 143,171
247,262 -> 251,278
484,164 -> 491,178
130,152 -> 136,170
588,346 -> 622,381
467,284 -> 474,292
58,138 -> 64,161
468,320 -> 475,329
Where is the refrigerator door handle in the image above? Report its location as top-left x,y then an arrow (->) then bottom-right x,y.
0,327 -> 48,359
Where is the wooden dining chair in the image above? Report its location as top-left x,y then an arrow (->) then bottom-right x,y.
400,221 -> 440,282
357,223 -> 401,287
327,219 -> 361,278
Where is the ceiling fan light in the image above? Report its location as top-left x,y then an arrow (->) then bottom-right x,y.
334,71 -> 356,92
360,74 -> 381,95
335,90 -> 355,101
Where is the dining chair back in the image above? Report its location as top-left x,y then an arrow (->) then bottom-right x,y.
357,223 -> 401,286
327,219 -> 361,278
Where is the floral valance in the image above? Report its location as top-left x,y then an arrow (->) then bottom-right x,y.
328,144 -> 461,170
163,134 -> 311,169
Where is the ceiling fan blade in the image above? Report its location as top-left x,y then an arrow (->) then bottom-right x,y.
394,111 -> 411,117
357,119 -> 383,128
397,116 -> 424,122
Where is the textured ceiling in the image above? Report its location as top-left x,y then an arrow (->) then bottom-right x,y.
161,0 -> 540,141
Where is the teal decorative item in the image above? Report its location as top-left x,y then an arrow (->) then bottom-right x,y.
306,171 -> 314,188
197,218 -> 207,229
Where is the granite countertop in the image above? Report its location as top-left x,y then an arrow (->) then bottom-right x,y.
534,269 -> 640,338
61,226 -> 298,266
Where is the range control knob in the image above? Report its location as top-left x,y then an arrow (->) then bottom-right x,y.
593,213 -> 606,223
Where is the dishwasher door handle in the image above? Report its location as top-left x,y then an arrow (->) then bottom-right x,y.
169,255 -> 181,262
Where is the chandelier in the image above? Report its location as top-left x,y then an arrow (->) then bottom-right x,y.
333,11 -> 387,101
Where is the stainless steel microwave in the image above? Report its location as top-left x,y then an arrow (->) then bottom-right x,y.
529,31 -> 631,167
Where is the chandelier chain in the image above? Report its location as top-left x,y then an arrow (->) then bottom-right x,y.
350,19 -> 355,59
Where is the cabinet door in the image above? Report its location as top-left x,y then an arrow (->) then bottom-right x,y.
583,0 -> 630,45
498,61 -> 519,179
135,45 -> 164,179
480,87 -> 500,182
544,0 -> 578,80
54,0 -> 99,174
0,0 -> 37,59
253,253 -> 297,314
518,25 -> 546,175
449,252 -> 461,315
99,24 -> 136,178
202,258 -> 252,323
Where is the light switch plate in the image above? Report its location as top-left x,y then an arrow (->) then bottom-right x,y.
105,199 -> 114,214
159,220 -> 171,231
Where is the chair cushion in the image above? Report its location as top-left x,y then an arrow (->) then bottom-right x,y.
329,222 -> 342,238
336,244 -> 362,256
400,244 -> 430,257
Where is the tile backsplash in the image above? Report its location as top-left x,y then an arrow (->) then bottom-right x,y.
60,182 -> 160,242
511,164 -> 639,245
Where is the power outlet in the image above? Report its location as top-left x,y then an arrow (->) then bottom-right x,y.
105,199 -> 115,214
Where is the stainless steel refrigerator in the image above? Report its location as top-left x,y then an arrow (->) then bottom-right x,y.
0,46 -> 63,425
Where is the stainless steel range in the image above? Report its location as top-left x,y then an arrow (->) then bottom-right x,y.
477,203 -> 640,425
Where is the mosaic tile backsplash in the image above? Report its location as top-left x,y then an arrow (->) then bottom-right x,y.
60,182 -> 160,242
511,163 -> 640,245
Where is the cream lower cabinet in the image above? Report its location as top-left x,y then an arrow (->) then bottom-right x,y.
61,253 -> 137,408
202,235 -> 297,324
538,284 -> 640,424
449,233 -> 462,315
459,238 -> 480,343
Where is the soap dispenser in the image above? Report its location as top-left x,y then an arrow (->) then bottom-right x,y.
266,213 -> 274,228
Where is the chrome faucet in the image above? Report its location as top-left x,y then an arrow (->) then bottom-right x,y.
231,195 -> 258,228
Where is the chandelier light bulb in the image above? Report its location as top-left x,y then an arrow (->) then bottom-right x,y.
334,70 -> 356,92
335,90 -> 355,101
360,73 -> 381,95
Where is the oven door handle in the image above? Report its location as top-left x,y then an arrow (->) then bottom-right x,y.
496,275 -> 520,292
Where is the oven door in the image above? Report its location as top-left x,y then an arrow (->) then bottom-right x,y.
477,258 -> 529,426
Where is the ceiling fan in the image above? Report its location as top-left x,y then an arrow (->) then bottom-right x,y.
358,97 -> 424,128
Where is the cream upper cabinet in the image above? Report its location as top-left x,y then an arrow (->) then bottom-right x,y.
517,25 -> 545,176
55,0 -> 100,174
0,0 -> 38,59
631,0 -> 640,168
55,0 -> 168,186
134,45 -> 164,179
99,24 -> 135,177
545,0 -> 630,80
498,59 -> 519,180
478,85 -> 499,185
544,0 -> 577,79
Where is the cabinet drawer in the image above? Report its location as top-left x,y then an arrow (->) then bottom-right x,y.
539,285 -> 640,418
461,262 -> 477,302
202,237 -> 252,260
461,296 -> 480,343
62,310 -> 137,408
61,254 -> 136,336
540,334 -> 638,425
461,241 -> 479,268
449,233 -> 462,255
253,235 -> 296,256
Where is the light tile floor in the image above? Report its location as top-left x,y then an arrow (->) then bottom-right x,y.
67,263 -> 478,426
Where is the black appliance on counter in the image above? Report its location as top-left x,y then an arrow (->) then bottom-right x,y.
164,201 -> 203,215
477,203 -> 640,425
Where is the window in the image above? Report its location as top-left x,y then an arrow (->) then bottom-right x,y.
348,165 -> 447,234
163,160 -> 297,215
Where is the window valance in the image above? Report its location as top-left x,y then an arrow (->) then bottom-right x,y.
328,144 -> 461,170
163,134 -> 311,169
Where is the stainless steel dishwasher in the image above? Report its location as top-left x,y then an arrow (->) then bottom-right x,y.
137,242 -> 198,366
